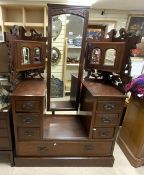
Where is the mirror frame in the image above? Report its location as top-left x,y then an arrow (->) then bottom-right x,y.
47,4 -> 89,110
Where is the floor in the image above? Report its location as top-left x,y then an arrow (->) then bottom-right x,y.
0,143 -> 143,175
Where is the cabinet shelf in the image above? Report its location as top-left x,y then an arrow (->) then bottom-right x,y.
25,23 -> 44,27
4,22 -> 23,26
43,115 -> 87,140
66,63 -> 79,66
68,45 -> 81,49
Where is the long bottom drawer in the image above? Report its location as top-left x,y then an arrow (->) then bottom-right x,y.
17,141 -> 113,157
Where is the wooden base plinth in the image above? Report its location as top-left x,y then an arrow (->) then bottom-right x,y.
117,136 -> 144,168
0,151 -> 14,166
14,156 -> 114,167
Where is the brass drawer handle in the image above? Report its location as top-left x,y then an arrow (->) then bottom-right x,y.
37,146 -> 48,152
84,144 -> 94,151
23,118 -> 33,124
22,102 -> 33,110
102,117 -> 112,123
24,130 -> 34,137
103,104 -> 115,110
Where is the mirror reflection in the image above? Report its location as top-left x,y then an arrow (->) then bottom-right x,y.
50,14 -> 84,107
104,49 -> 116,66
33,47 -> 41,63
91,48 -> 101,64
52,16 -> 62,41
22,47 -> 30,65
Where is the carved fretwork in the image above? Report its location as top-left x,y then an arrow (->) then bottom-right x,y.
84,28 -> 141,92
48,4 -> 89,19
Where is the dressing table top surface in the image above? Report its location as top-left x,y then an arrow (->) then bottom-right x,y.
11,79 -> 46,97
82,80 -> 126,98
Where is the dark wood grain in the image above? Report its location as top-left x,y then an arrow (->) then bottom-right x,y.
11,79 -> 46,97
43,115 -> 87,140
117,98 -> 144,167
0,107 -> 14,166
82,81 -> 126,98
14,156 -> 114,167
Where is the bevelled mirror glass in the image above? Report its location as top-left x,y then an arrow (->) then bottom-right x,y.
47,4 -> 89,110
104,49 -> 116,66
22,47 -> 30,65
91,48 -> 101,64
52,16 -> 62,41
33,47 -> 41,63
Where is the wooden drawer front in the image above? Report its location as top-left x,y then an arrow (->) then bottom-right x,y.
0,138 -> 10,148
96,101 -> 123,113
15,100 -> 41,112
94,114 -> 119,126
0,119 -> 7,128
17,141 -> 112,156
16,113 -> 40,126
18,127 -> 40,140
0,129 -> 8,137
0,112 -> 8,119
92,128 -> 114,139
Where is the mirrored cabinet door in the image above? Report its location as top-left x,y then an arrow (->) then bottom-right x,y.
22,47 -> 30,65
33,47 -> 41,64
13,41 -> 46,71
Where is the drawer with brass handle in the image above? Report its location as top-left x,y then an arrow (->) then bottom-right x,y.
15,101 -> 41,112
17,141 -> 113,156
94,114 -> 119,126
96,101 -> 123,113
18,127 -> 40,140
92,128 -> 115,139
16,113 -> 40,126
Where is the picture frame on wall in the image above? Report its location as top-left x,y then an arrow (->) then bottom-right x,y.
87,24 -> 107,40
127,15 -> 144,57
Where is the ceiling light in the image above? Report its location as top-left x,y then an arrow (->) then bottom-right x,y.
66,0 -> 98,6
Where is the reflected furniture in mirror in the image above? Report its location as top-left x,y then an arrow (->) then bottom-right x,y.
47,4 -> 89,111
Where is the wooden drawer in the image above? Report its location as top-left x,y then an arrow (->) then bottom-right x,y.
0,138 -> 10,148
17,141 -> 112,156
0,129 -> 8,137
94,114 -> 119,126
92,128 -> 114,139
96,101 -> 123,113
0,119 -> 7,128
0,112 -> 8,119
15,100 -> 41,112
18,127 -> 40,140
16,113 -> 40,127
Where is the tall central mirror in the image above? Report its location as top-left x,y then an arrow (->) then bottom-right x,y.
47,4 -> 89,111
